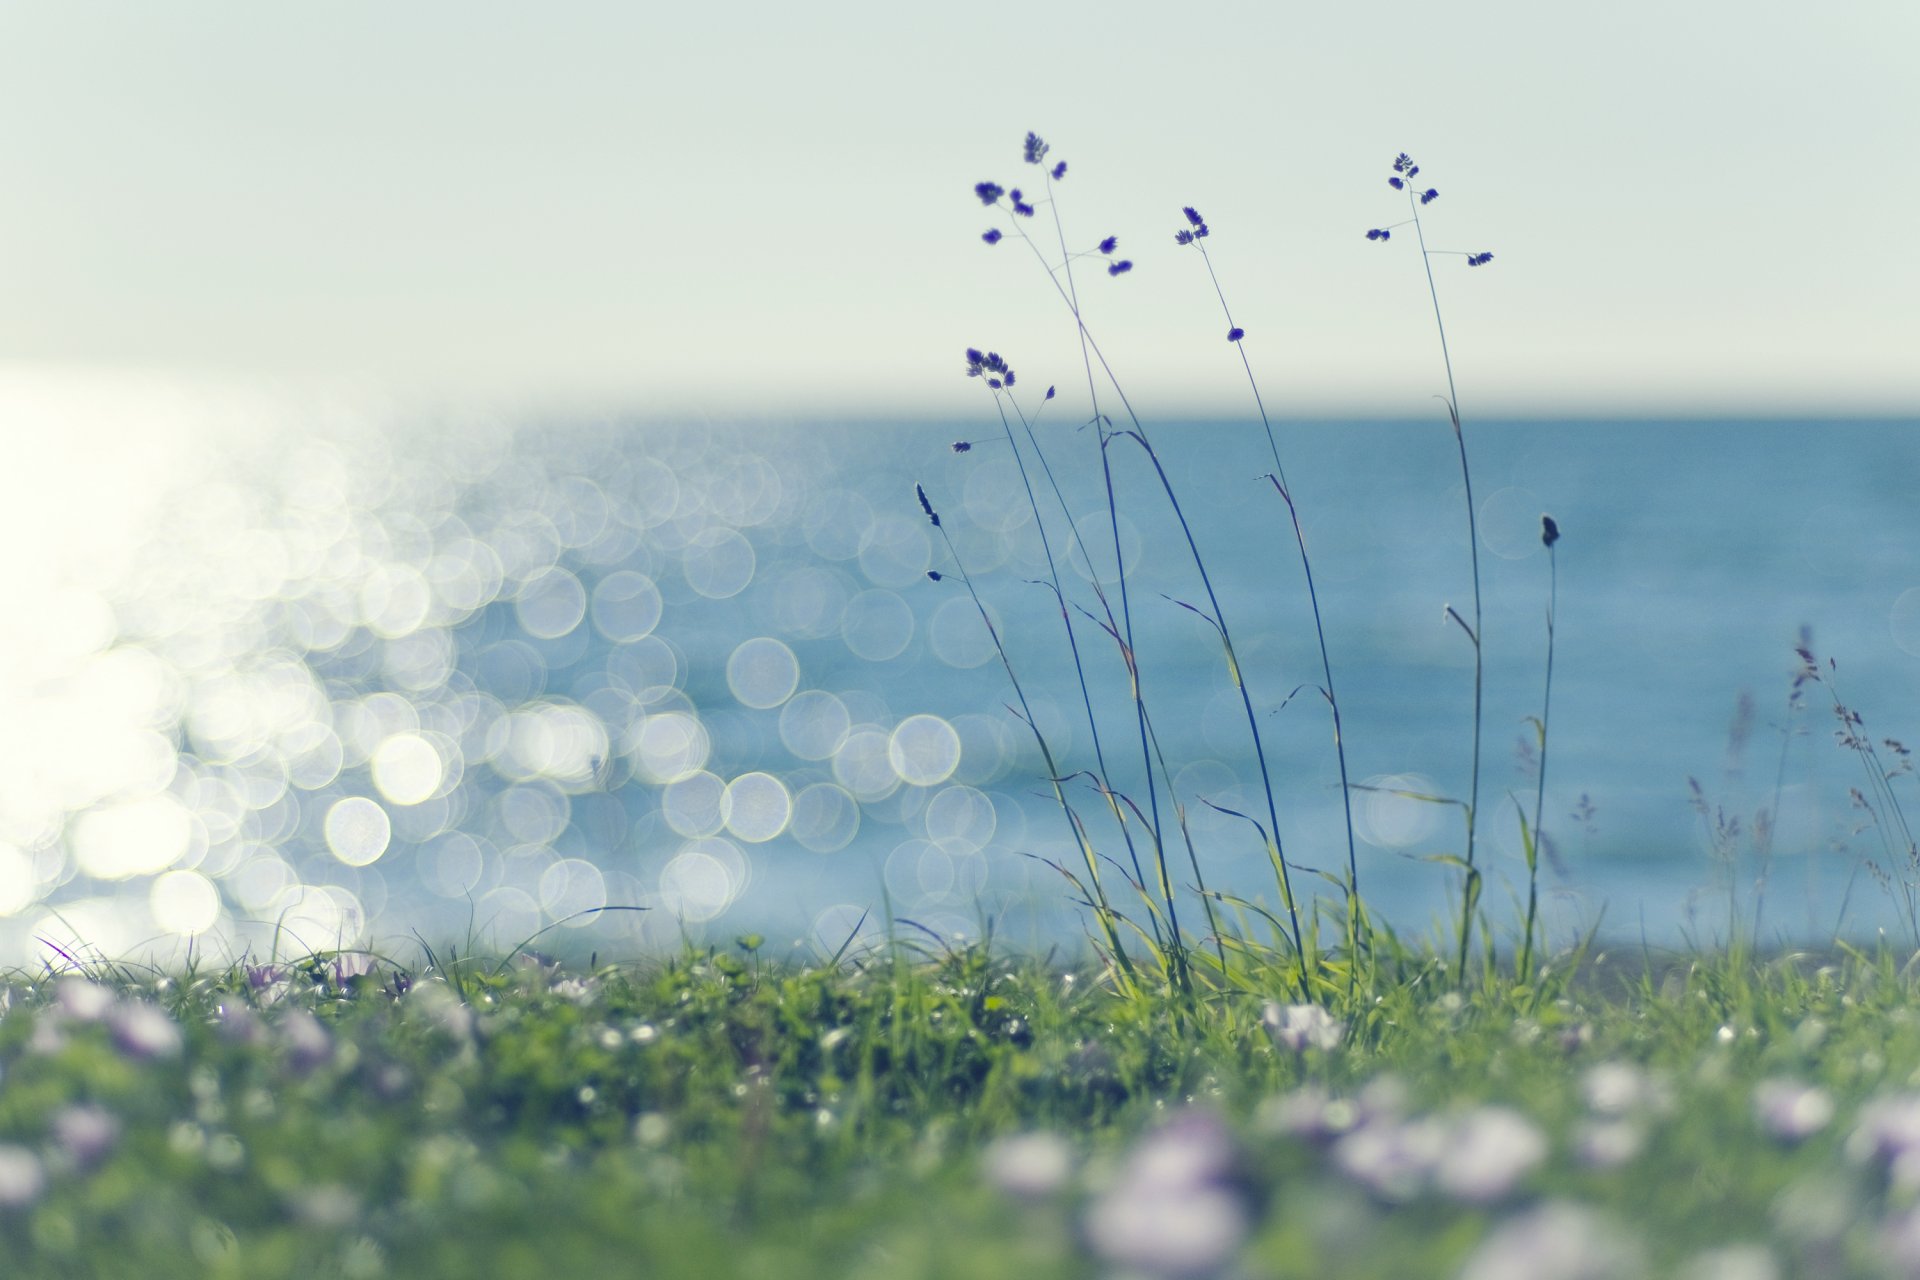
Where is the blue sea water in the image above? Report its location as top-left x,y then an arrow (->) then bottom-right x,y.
10,414 -> 1920,963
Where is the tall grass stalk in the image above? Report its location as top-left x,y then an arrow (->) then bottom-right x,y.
976,135 -> 1309,988
968,372 -> 1185,970
914,479 -> 1141,991
1368,152 -> 1496,984
1176,208 -> 1365,988
1518,514 -> 1560,983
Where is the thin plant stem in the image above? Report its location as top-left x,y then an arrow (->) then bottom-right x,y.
999,206 -> 1308,985
1408,186 -> 1485,985
987,388 -> 1166,955
1520,538 -> 1556,982
1189,234 -> 1364,986
919,488 -> 1138,989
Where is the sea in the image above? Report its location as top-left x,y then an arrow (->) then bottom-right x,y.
5,409 -> 1919,965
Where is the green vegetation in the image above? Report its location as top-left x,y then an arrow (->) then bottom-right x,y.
8,940 -> 1920,1277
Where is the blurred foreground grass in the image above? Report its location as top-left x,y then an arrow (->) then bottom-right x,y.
4,940 -> 1920,1278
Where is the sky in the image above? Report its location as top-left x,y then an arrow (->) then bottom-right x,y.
0,0 -> 1915,419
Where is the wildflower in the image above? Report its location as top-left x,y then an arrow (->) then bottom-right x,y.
1580,1062 -> 1670,1116
1436,1106 -> 1548,1203
951,441 -> 971,453
55,978 -> 115,1023
109,1001 -> 183,1060
1044,386 -> 1056,400
215,999 -> 263,1044
982,1132 -> 1074,1197
50,1104 -> 120,1170
1262,1001 -> 1344,1052
1106,259 -> 1133,276
1227,327 -> 1245,342
1849,1093 -> 1920,1178
1332,1114 -> 1449,1201
981,228 -> 1002,245
1457,1201 -> 1643,1280
1083,1110 -> 1248,1279
1393,153 -> 1416,174
926,570 -> 943,582
1183,206 -> 1206,227
0,1147 -> 44,1209
1421,188 -> 1439,204
973,181 -> 1004,205
1174,230 -> 1193,245
1468,251 -> 1495,266
279,1007 -> 334,1074
916,484 -> 940,526
1367,228 -> 1392,242
1023,131 -> 1049,165
1098,235 -> 1118,254
1573,1118 -> 1645,1169
1051,161 -> 1067,179
1389,177 -> 1405,190
1542,514 -> 1560,547
1009,189 -> 1036,217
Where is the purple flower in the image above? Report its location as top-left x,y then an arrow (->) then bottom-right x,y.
1262,1002 -> 1343,1052
1366,228 -> 1391,242
1227,327 -> 1245,342
1435,1107 -> 1549,1203
1106,259 -> 1133,276
1174,229 -> 1193,245
1083,1110 -> 1248,1279
1044,386 -> 1056,400
1468,252 -> 1495,267
1542,514 -> 1560,547
109,1001 -> 182,1060
1389,177 -> 1405,190
974,182 -> 1004,206
981,228 -> 1002,245
50,1105 -> 120,1170
1023,132 -> 1049,165
279,1008 -> 334,1074
1421,188 -> 1439,204
1393,153 -> 1414,173
1183,206 -> 1206,227
951,441 -> 972,453
926,570 -> 943,582
1051,161 -> 1067,179
1332,1115 -> 1449,1201
916,484 -> 940,526
1012,198 -> 1036,217
1098,235 -> 1118,255
1458,1202 -> 1643,1280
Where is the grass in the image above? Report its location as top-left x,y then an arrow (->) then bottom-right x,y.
8,941 -> 1920,1277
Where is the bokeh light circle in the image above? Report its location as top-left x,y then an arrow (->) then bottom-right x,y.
1478,487 -> 1546,560
721,772 -> 792,843
370,733 -> 443,805
683,529 -> 755,599
516,567 -> 588,638
889,715 -> 962,787
790,783 -> 861,853
840,590 -> 914,661
325,796 -> 393,867
779,690 -> 851,760
150,869 -> 220,935
726,637 -> 800,709
591,570 -> 664,642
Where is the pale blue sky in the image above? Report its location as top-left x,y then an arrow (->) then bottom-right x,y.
0,0 -> 1914,415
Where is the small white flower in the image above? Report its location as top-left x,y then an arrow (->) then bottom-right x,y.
1458,1201 -> 1643,1280
0,1146 -> 45,1208
981,1132 -> 1074,1198
1675,1243 -> 1780,1280
1753,1080 -> 1833,1143
1262,1002 -> 1344,1053
1437,1107 -> 1549,1204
